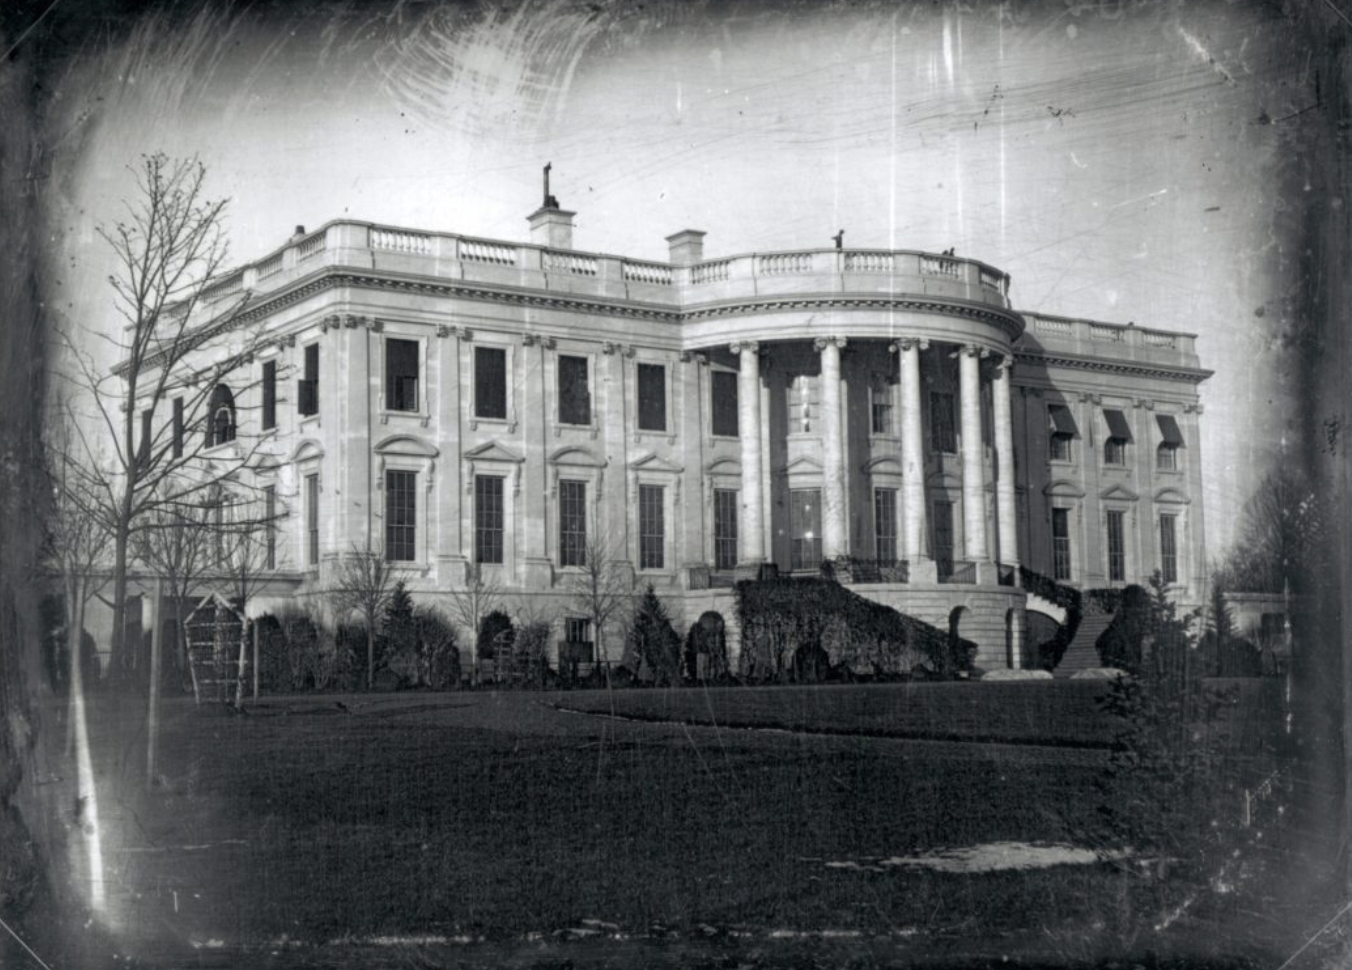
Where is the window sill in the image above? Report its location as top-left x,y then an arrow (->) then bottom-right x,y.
379,408 -> 429,425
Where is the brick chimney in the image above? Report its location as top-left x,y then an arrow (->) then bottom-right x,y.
666,229 -> 706,266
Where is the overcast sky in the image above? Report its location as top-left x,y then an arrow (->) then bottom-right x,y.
39,0 -> 1322,556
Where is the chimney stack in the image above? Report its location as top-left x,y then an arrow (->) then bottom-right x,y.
666,229 -> 706,266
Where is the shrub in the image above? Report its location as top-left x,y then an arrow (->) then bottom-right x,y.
1095,584 -> 1150,673
478,610 -> 514,663
683,614 -> 730,682
503,620 -> 551,689
625,586 -> 682,686
380,582 -> 418,679
415,606 -> 460,689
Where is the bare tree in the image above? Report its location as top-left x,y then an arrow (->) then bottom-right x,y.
566,532 -> 636,688
54,153 -> 271,685
218,488 -> 281,700
446,562 -> 503,686
328,542 -> 398,690
134,497 -> 216,697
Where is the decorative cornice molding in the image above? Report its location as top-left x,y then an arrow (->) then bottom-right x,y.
1018,350 -> 1211,385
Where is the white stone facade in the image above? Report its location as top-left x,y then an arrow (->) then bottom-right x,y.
127,205 -> 1210,670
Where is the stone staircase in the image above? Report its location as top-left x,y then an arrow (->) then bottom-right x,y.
1053,605 -> 1115,677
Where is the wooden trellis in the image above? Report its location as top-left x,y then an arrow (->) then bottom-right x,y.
183,592 -> 247,707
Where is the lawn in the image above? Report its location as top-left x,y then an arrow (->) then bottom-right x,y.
27,685 -> 1297,969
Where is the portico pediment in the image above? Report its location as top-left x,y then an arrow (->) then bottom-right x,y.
464,441 -> 524,464
1100,483 -> 1140,503
1042,479 -> 1085,498
630,453 -> 684,474
374,434 -> 439,458
1153,487 -> 1190,505
549,445 -> 606,468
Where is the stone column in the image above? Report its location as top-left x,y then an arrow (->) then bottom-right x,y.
732,341 -> 764,568
992,354 -> 1019,568
959,343 -> 988,563
816,336 -> 848,559
896,338 -> 930,566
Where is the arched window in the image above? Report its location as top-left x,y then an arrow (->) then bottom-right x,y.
207,384 -> 237,448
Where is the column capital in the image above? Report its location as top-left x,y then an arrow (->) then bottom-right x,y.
1134,397 -> 1155,410
729,340 -> 760,356
959,342 -> 989,359
889,337 -> 929,353
813,335 -> 848,352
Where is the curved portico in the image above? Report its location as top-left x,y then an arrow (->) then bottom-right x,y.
680,248 -> 1025,585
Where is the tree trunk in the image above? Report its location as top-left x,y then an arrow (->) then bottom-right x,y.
146,578 -> 162,788
367,625 -> 375,690
110,528 -> 129,683
252,621 -> 260,699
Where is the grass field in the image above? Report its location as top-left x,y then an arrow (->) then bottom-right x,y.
21,684 -> 1302,969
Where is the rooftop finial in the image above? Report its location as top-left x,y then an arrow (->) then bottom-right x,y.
543,162 -> 559,209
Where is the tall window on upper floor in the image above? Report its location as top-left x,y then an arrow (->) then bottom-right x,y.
636,363 -> 666,432
1048,404 -> 1077,462
1106,510 -> 1126,582
558,480 -> 587,567
874,488 -> 898,563
639,485 -> 666,570
932,499 -> 955,579
713,488 -> 738,571
1102,409 -> 1132,466
385,470 -> 417,561
138,409 -> 152,469
929,391 -> 956,453
790,489 -> 822,571
262,360 -> 277,430
558,355 -> 591,425
385,338 -> 419,412
305,474 -> 320,567
474,347 -> 507,420
870,373 -> 894,435
206,384 -> 236,448
711,370 -> 739,437
787,374 -> 818,433
1156,414 -> 1184,471
264,484 -> 277,570
475,475 -> 505,564
298,343 -> 319,417
172,397 -> 184,458
1051,507 -> 1072,581
1159,513 -> 1178,585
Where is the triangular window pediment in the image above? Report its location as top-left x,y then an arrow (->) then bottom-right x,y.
463,441 -> 524,464
782,455 -> 823,475
1100,483 -> 1139,502
374,434 -> 439,458
630,453 -> 684,474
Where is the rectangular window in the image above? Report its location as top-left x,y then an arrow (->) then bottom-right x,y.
1107,510 -> 1126,582
874,488 -> 898,563
385,470 -> 417,562
474,475 -> 505,564
262,360 -> 277,430
213,496 -> 226,568
1159,514 -> 1178,585
558,355 -> 591,425
1050,434 -> 1072,461
711,370 -> 739,437
637,363 -> 667,432
1048,405 -> 1077,461
385,338 -> 419,412
172,397 -> 184,458
1104,438 -> 1127,466
474,346 -> 507,420
1103,408 -> 1131,466
713,488 -> 739,571
264,485 -> 276,570
1157,443 -> 1177,470
564,618 -> 593,662
788,374 -> 816,433
138,409 -> 153,468
305,474 -> 319,567
299,343 -> 319,417
558,480 -> 587,567
870,380 -> 894,435
930,391 -> 956,453
932,499 -> 955,580
639,484 -> 665,570
1052,508 -> 1071,581
790,489 -> 822,571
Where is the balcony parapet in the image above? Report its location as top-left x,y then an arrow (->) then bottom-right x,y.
159,219 -> 1018,330
1018,312 -> 1206,374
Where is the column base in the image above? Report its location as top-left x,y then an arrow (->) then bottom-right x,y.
973,560 -> 1001,586
734,561 -> 778,582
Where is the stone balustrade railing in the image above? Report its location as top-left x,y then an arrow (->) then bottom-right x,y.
1024,314 -> 1197,358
